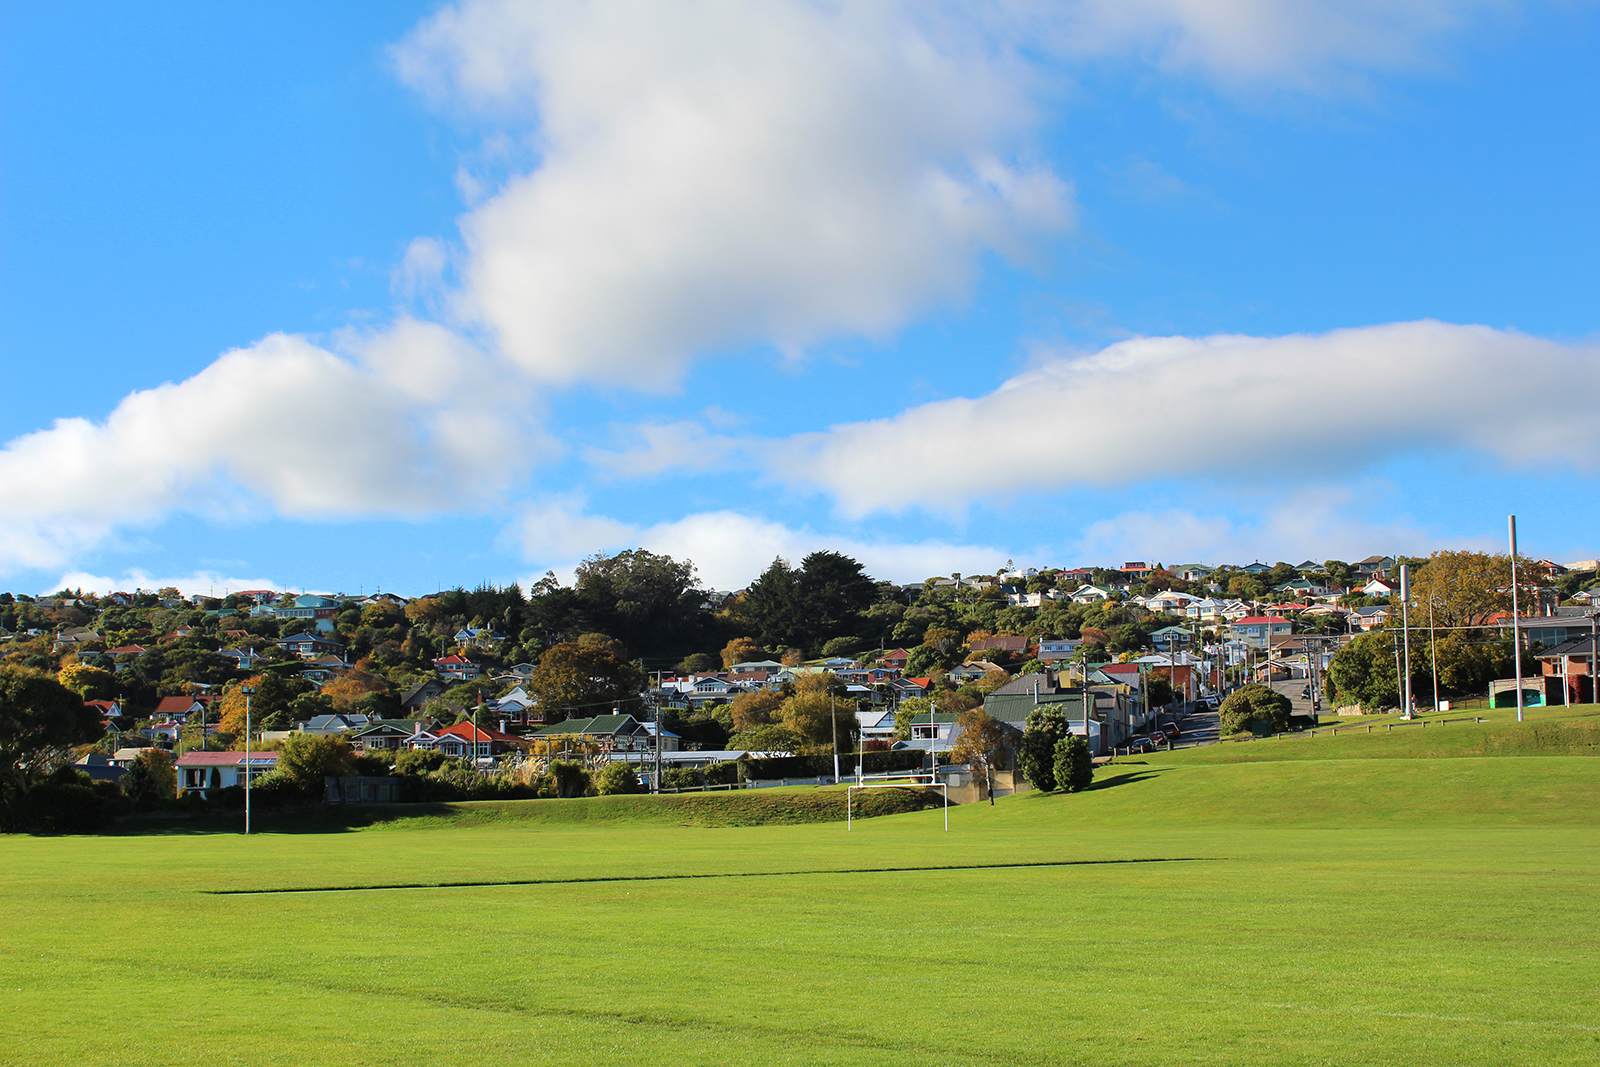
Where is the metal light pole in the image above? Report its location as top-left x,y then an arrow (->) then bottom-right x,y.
830,693 -> 840,784
1399,565 -> 1413,719
241,685 -> 255,835
1509,515 -> 1524,722
1429,593 -> 1440,716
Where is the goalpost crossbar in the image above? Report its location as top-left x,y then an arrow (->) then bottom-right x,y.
847,775 -> 948,831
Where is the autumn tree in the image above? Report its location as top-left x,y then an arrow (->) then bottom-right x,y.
950,708 -> 1009,805
721,636 -> 765,668
528,642 -> 647,725
1403,550 -> 1541,628
58,662 -> 116,701
777,673 -> 856,752
321,665 -> 389,712
215,674 -> 314,736
729,689 -> 784,731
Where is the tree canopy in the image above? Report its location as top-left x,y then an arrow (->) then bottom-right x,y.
0,665 -> 103,828
528,642 -> 648,724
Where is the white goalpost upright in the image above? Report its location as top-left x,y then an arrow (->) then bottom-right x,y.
847,771 -> 948,831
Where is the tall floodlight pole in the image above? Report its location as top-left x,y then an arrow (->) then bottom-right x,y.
830,693 -> 840,785
1591,612 -> 1599,706
1509,515 -> 1524,723
1429,594 -> 1440,716
241,685 -> 255,836
1399,565 -> 1413,719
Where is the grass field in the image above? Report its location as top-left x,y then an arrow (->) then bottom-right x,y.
3,712 -> 1597,1065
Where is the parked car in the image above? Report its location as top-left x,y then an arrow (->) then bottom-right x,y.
1160,721 -> 1181,738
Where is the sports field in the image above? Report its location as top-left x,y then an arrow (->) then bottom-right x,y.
3,710 -> 1596,1065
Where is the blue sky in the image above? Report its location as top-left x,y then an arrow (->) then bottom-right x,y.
2,1 -> 1597,597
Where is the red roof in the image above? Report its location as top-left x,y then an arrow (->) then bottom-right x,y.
175,751 -> 278,767
105,644 -> 148,655
433,654 -> 475,666
904,676 -> 934,687
154,696 -> 200,717
1099,663 -> 1140,675
434,722 -> 520,743
1236,616 -> 1290,625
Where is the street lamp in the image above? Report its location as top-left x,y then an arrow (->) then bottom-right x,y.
241,685 -> 255,836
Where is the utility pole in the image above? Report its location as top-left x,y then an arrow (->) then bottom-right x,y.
830,693 -> 841,784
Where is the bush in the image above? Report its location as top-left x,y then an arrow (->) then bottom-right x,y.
703,760 -> 739,785
547,760 -> 591,799
594,762 -> 641,795
212,784 -> 246,810
394,748 -> 450,776
1052,734 -> 1093,794
1219,684 -> 1293,735
663,767 -> 705,789
23,779 -> 112,834
245,769 -> 305,808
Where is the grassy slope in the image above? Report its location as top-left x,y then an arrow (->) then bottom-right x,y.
2,715 -> 1597,1066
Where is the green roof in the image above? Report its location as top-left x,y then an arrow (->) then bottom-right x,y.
534,714 -> 640,737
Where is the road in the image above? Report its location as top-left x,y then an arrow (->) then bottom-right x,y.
1268,677 -> 1321,721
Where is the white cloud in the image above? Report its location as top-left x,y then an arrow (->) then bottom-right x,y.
1036,0 -> 1499,94
512,500 -> 1007,590
1069,486 -> 1462,568
583,420 -> 748,480
393,0 -> 1072,388
772,321 -> 1600,517
46,570 -> 290,599
0,321 -> 550,574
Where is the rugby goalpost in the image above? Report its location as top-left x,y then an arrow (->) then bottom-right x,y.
846,771 -> 948,831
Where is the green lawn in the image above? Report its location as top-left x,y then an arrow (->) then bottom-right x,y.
3,716 -> 1597,1065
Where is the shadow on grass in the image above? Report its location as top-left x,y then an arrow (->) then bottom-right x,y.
210,856 -> 1221,895
98,804 -> 456,837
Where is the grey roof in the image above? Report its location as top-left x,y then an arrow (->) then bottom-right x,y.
535,714 -> 644,737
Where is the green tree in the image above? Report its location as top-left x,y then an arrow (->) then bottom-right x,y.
275,733 -> 355,796
57,663 -> 116,701
121,748 -> 177,807
1051,734 -> 1093,793
1218,684 -> 1292,734
573,549 -> 710,659
903,645 -> 948,678
0,666 -> 102,829
528,642 -> 647,725
1326,633 -> 1399,710
1018,705 -> 1070,791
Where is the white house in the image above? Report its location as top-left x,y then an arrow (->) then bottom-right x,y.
175,750 -> 279,798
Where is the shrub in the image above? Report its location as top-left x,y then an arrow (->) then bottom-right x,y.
1051,734 -> 1093,794
23,773 -> 113,833
662,767 -> 705,789
245,769 -> 304,808
394,748 -> 448,776
213,784 -> 246,810
594,762 -> 641,795
703,760 -> 739,785
547,760 -> 591,799
1219,684 -> 1293,735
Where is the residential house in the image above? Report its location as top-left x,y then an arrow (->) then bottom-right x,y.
1353,555 -> 1396,580
532,715 -> 659,753
1171,564 -> 1214,583
276,634 -> 345,661
400,678 -> 449,714
152,696 -> 206,724
419,722 -> 525,760
1037,638 -> 1083,664
273,594 -> 342,633
967,634 -> 1029,656
175,750 -> 279,798
350,719 -> 434,751
947,661 -> 1003,682
1350,606 -> 1389,632
1229,616 -> 1293,648
432,654 -> 482,681
1361,577 -> 1399,598
1069,585 -> 1116,604
1535,637 -> 1598,704
879,648 -> 914,670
